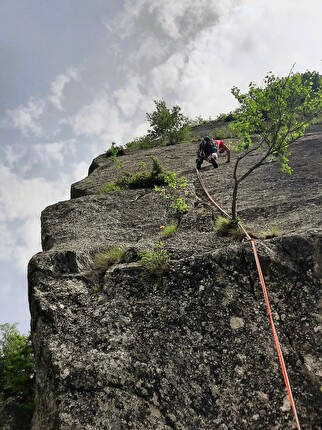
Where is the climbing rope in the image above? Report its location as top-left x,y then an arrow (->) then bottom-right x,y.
196,168 -> 231,218
195,167 -> 301,430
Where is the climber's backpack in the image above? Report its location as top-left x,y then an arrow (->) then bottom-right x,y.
199,137 -> 217,157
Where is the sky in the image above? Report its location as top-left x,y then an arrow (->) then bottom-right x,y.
1,0 -> 322,334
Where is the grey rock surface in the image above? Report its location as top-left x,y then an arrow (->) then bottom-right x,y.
29,127 -> 322,429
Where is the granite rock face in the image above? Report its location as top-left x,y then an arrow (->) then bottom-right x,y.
29,129 -> 322,429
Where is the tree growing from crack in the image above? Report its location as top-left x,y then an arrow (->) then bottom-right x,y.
230,70 -> 322,219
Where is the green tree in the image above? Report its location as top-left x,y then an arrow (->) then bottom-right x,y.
0,324 -> 35,430
146,99 -> 191,145
230,70 -> 322,219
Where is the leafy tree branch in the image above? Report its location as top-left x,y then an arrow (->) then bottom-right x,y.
230,70 -> 322,219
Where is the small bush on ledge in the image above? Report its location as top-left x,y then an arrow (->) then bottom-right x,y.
105,143 -> 126,158
154,172 -> 189,221
99,157 -> 168,194
93,246 -> 126,271
139,242 -> 169,278
214,216 -> 244,239
99,182 -> 121,194
126,135 -> 155,150
160,224 -> 178,239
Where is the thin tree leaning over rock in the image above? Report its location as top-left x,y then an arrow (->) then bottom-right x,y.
229,70 -> 322,220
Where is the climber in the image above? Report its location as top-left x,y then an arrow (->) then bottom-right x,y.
196,136 -> 218,170
214,139 -> 231,163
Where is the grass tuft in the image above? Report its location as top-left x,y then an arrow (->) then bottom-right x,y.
140,242 -> 169,278
214,216 -> 244,238
93,246 -> 126,271
98,182 -> 121,194
160,224 -> 178,239
249,226 -> 280,239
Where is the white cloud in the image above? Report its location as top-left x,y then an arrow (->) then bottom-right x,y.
0,277 -> 30,334
2,98 -> 46,136
0,282 -> 13,303
147,0 -> 215,40
32,139 -> 77,168
63,95 -> 119,137
149,55 -> 184,94
1,67 -> 80,139
14,217 -> 42,270
0,165 -> 67,221
115,0 -> 249,41
132,121 -> 149,138
0,165 -> 79,272
48,67 -> 81,110
114,77 -> 145,116
122,0 -> 322,120
3,145 -> 18,169
0,126 -> 87,273
71,161 -> 89,183
127,36 -> 167,66
0,224 -> 16,261
62,94 -> 136,146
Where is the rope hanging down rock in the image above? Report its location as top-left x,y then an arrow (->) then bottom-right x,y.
195,167 -> 301,430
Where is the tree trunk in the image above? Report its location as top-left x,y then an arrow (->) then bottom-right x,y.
231,179 -> 239,220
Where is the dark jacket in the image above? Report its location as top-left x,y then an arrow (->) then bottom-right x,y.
198,138 -> 218,157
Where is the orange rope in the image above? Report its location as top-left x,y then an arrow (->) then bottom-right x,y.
195,167 -> 301,429
250,239 -> 301,430
195,168 -> 231,218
